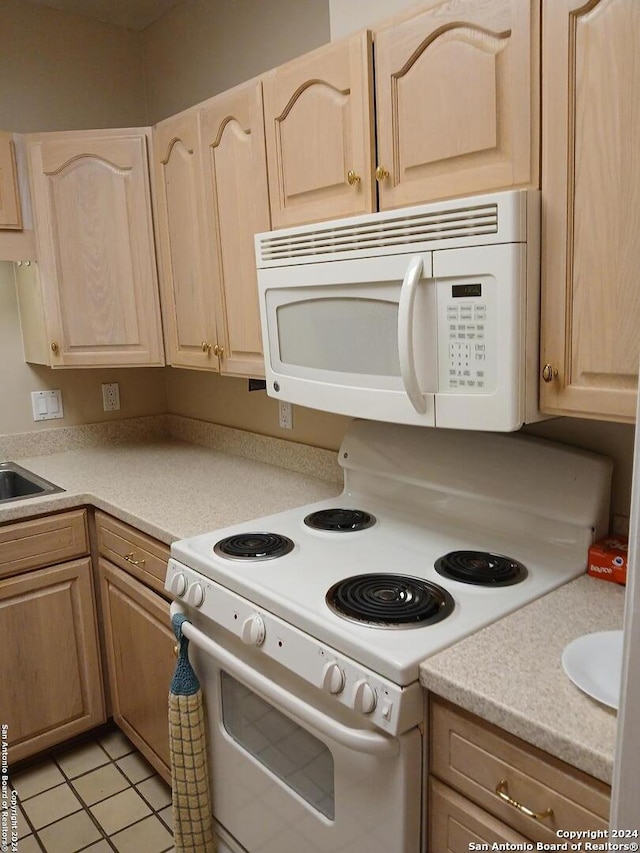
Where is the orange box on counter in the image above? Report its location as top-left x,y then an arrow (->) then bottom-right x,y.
587,536 -> 628,585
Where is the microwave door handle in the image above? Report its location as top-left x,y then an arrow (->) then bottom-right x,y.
170,603 -> 399,758
398,255 -> 427,413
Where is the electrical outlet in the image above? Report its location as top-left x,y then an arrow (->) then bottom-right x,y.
102,383 -> 120,411
279,401 -> 293,430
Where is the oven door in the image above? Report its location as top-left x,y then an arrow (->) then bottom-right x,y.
182,618 -> 423,853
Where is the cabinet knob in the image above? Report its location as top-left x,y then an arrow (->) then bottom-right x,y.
542,363 -> 558,383
375,166 -> 389,182
213,344 -> 225,358
201,341 -> 212,354
347,169 -> 361,186
50,342 -> 59,354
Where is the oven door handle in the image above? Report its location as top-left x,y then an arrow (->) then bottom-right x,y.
398,254 -> 427,414
171,605 -> 400,758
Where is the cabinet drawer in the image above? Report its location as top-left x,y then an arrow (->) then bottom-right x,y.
429,777 -> 529,851
430,698 -> 610,843
0,509 -> 88,579
95,511 -> 169,595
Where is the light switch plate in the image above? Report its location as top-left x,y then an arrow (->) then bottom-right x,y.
31,390 -> 64,421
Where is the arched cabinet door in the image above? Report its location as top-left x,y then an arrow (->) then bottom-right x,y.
540,0 -> 640,422
374,0 -> 539,210
153,110 -> 219,371
262,31 -> 375,228
27,128 -> 164,367
199,78 -> 271,379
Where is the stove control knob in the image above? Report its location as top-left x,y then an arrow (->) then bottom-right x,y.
242,614 -> 266,647
353,680 -> 377,715
190,583 -> 205,608
322,662 -> 345,695
171,572 -> 187,597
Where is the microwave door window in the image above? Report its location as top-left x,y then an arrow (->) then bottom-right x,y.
275,297 -> 400,379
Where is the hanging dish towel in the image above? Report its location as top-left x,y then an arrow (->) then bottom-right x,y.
169,613 -> 216,853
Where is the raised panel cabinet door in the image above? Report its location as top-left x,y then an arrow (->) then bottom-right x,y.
153,110 -> 220,371
0,559 -> 105,764
99,559 -> 173,784
199,79 -> 271,378
540,0 -> 640,422
27,129 -> 164,367
374,0 -> 539,209
262,31 -> 375,228
0,131 -> 21,229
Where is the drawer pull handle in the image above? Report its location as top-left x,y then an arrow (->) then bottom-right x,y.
124,552 -> 146,567
495,779 -> 554,821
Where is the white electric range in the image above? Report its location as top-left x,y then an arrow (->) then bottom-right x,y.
166,421 -> 612,853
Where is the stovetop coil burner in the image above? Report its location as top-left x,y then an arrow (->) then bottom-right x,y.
326,573 -> 454,629
434,551 -> 528,586
304,508 -> 376,532
213,532 -> 294,561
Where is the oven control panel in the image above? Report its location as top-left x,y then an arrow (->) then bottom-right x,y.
166,559 -> 424,736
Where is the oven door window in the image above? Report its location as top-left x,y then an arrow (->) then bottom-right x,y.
220,671 -> 335,820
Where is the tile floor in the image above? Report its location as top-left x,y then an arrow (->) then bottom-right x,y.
9,729 -> 173,853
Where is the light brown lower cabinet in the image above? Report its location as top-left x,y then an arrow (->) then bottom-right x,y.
0,558 -> 105,764
429,697 -> 610,849
429,777 -> 529,851
99,559 -> 174,784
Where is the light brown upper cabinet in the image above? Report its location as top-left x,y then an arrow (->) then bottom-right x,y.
199,79 -> 271,378
540,0 -> 640,423
153,109 -> 219,371
262,32 -> 375,228
26,129 -> 164,367
0,131 -> 22,229
153,78 -> 270,378
374,0 -> 539,210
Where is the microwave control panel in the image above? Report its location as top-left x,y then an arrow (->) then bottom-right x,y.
438,277 -> 496,394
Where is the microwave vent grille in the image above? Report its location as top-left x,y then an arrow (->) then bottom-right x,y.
260,203 -> 499,262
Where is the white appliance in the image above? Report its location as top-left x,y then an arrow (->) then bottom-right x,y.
255,189 -> 541,432
166,421 -> 612,853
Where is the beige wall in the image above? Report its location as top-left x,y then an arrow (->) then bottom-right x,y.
142,0 -> 331,124
0,1 -> 167,437
0,263 -> 167,434
329,0 -> 423,39
0,0 -> 147,131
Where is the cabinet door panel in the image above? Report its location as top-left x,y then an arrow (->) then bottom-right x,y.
374,0 -> 539,209
1,559 -> 104,763
0,131 -> 21,229
429,778 -> 530,851
27,129 -> 164,367
153,111 -> 219,370
263,32 -> 375,227
200,80 -> 271,377
100,559 -> 173,783
540,0 -> 640,421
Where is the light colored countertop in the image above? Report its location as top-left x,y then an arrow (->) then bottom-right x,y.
1,439 -> 341,543
420,574 -> 625,784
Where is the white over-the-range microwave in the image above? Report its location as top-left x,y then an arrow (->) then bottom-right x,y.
255,189 -> 543,432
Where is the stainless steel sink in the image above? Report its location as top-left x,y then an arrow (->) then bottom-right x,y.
0,462 -> 64,504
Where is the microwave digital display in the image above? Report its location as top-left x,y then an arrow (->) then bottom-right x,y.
452,283 -> 482,298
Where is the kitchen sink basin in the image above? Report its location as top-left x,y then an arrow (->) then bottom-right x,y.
0,462 -> 64,504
